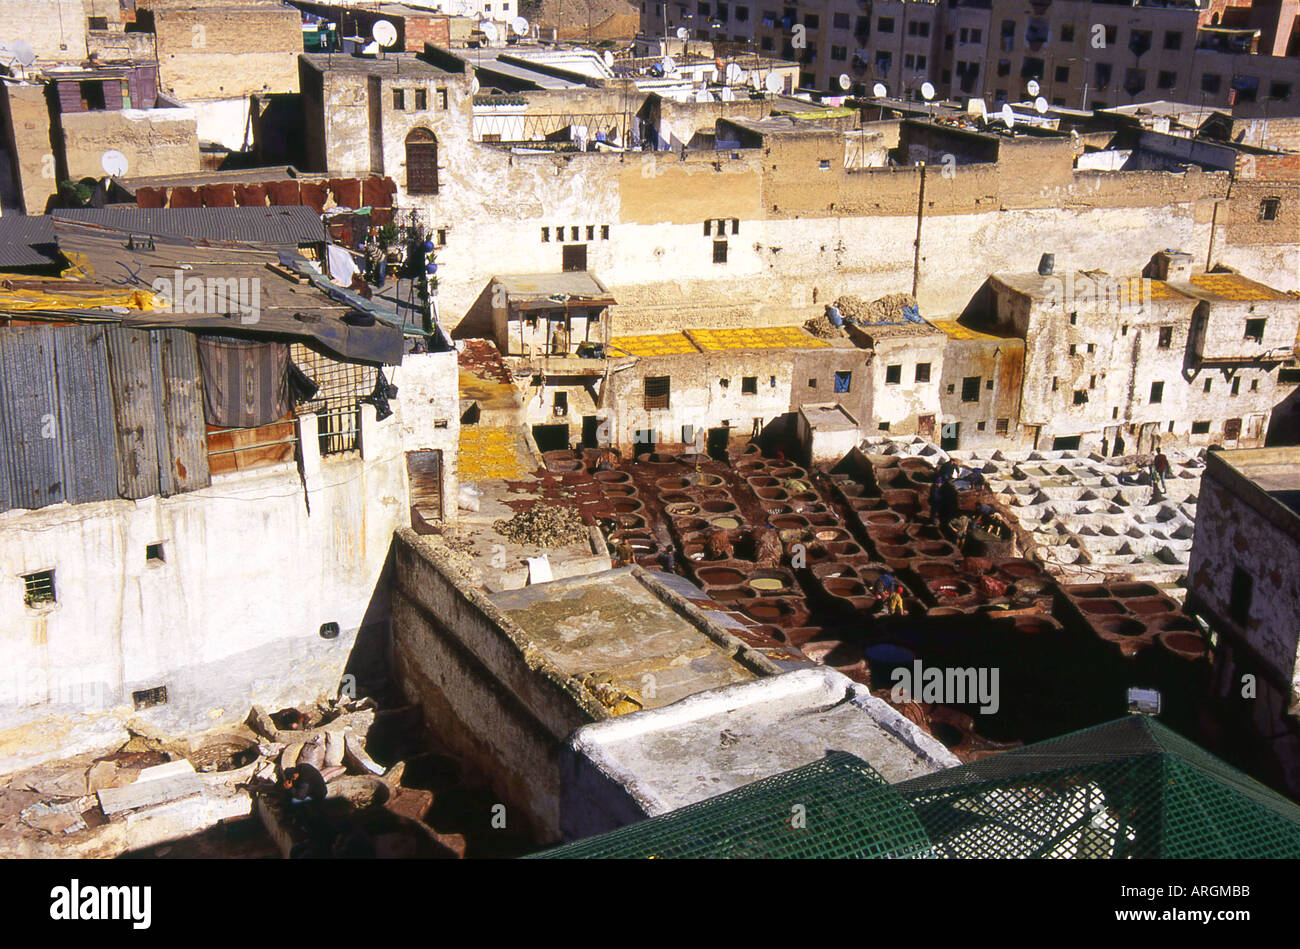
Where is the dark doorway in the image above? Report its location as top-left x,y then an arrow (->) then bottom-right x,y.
406,449 -> 443,534
532,423 -> 570,453
582,415 -> 600,448
940,421 -> 960,451
562,244 -> 588,272
707,426 -> 730,459
633,428 -> 656,457
1051,435 -> 1082,451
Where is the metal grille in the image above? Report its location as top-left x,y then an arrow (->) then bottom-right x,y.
532,752 -> 934,860
644,375 -> 670,410
290,343 -> 376,456
22,570 -> 55,607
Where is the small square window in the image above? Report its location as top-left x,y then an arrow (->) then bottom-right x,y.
1073,390 -> 1088,405
587,225 -> 595,240
415,88 -> 428,110
1259,198 -> 1280,222
1150,381 -> 1164,404
819,159 -> 831,170
1121,325 -> 1129,335
644,376 -> 671,409
885,364 -> 902,384
1245,318 -> 1266,342
1087,343 -> 1095,354
961,376 -> 981,402
1158,326 -> 1172,348
834,371 -> 852,393
977,421 -> 986,431
703,220 -> 712,236
1192,420 -> 1210,434
541,227 -> 550,242
731,219 -> 740,235
1069,344 -> 1077,356
1052,377 -> 1059,392
22,569 -> 55,607
437,229 -> 448,246
1250,378 -> 1259,392
392,88 -> 406,110
133,686 -> 168,710
947,384 -> 955,394
741,376 -> 757,394
713,240 -> 728,264
720,378 -> 730,388
146,543 -> 165,564
995,418 -> 1009,435
915,363 -> 931,383
1113,406 -> 1119,418
808,378 -> 816,388
601,225 -> 610,240
985,379 -> 994,390
878,421 -> 890,432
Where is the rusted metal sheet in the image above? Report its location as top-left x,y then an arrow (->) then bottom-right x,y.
105,326 -> 162,499
154,329 -> 210,494
53,324 -> 118,505
0,326 -> 63,511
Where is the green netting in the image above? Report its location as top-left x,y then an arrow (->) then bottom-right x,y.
532,752 -> 935,859
893,716 -> 1300,858
534,717 -> 1300,859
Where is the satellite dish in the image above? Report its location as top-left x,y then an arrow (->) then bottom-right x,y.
471,75 -> 481,94
725,62 -> 743,84
12,40 -> 35,67
1034,96 -> 1048,114
480,21 -> 499,42
872,82 -> 887,98
676,26 -> 689,40
603,50 -> 614,68
838,73 -> 851,91
969,97 -> 987,118
661,56 -> 676,73
372,19 -> 398,48
920,81 -> 935,101
511,16 -> 530,35
764,72 -> 782,94
1026,79 -> 1040,97
100,150 -> 128,177
1000,104 -> 1015,129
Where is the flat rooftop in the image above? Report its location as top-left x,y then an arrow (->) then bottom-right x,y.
1208,446 -> 1300,518
489,568 -> 761,709
302,51 -> 454,76
610,325 -> 835,356
801,403 -> 858,430
569,668 -> 958,817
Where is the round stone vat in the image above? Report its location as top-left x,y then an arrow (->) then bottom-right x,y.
1110,581 -> 1160,599
864,510 -> 906,528
696,565 -> 746,587
1158,629 -> 1208,661
823,577 -> 869,598
1096,617 -> 1147,638
665,502 -> 700,517
593,470 -> 631,484
708,515 -> 743,530
915,541 -> 957,558
770,514 -> 810,530
749,568 -> 796,594
996,559 -> 1044,580
1124,596 -> 1179,616
929,579 -> 974,601
1079,599 -> 1127,615
601,485 -> 635,498
700,499 -> 739,515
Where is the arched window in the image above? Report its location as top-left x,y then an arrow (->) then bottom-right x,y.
405,128 -> 438,195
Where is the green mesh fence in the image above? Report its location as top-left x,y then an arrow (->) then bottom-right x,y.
533,752 -> 935,859
893,716 -> 1300,859
535,717 -> 1300,859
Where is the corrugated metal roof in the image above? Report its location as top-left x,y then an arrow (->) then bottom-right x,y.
0,216 -> 59,269
154,329 -> 210,495
53,324 -> 119,505
0,326 -> 63,511
52,206 -> 327,246
105,326 -> 163,500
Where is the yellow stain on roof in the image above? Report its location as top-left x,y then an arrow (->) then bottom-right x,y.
609,332 -> 699,357
931,319 -> 999,340
459,425 -> 528,480
689,326 -> 830,351
1188,273 -> 1291,302
1121,277 -> 1186,302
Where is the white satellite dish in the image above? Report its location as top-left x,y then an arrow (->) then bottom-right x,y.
372,19 -> 398,48
969,97 -> 987,118
100,150 -> 128,177
726,62 -> 744,84
661,55 -> 676,73
603,50 -> 614,68
1000,103 -> 1015,128
471,75 -> 481,94
511,15 -> 530,36
837,73 -> 851,91
676,26 -> 689,40
12,40 -> 35,67
1026,79 -> 1040,97
764,72 -> 782,94
1034,96 -> 1048,114
920,81 -> 935,101
480,21 -> 499,42
872,82 -> 887,98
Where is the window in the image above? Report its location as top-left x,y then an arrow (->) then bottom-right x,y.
885,364 -> 901,384
915,362 -> 931,383
437,88 -> 448,109
808,378 -> 816,388
1202,73 -> 1221,94
133,686 -> 168,710
996,59 -> 1011,77
1158,70 -> 1176,90
1250,378 -> 1259,392
1069,344 -> 1076,356
1096,63 -> 1111,88
1129,29 -> 1152,57
995,418 -> 1009,435
88,15 -> 109,29
1245,318 -> 1266,341
1060,24 -> 1074,43
878,16 -> 894,32
1052,377 -> 1059,391
1192,420 -> 1210,434
1055,65 -> 1069,83
405,128 -> 439,195
1158,326 -> 1172,348
541,227 -> 550,242
833,12 -> 849,29
1231,377 -> 1240,396
819,159 -> 831,169
834,371 -> 852,393
554,392 -> 568,416
961,376 -> 981,402
644,376 -> 671,409
1150,381 -> 1164,403
1229,566 -> 1253,624
22,570 -> 55,607
977,421 -> 986,431
146,543 -> 165,564
393,88 -> 406,110
876,51 -> 892,73
1259,198 -> 1281,222
1087,343 -> 1095,354
1090,374 -> 1097,389
713,240 -> 728,264
1270,82 -> 1292,101
831,45 -> 846,61
437,228 -> 448,246
414,88 -> 428,110
562,244 -> 587,272
703,220 -> 712,236
1073,390 -> 1088,405
586,225 -> 595,240
601,225 -> 610,240
1164,30 -> 1182,50
731,219 -> 740,235
1204,378 -> 1212,393
986,379 -> 994,390
741,376 -> 758,394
